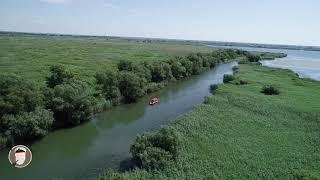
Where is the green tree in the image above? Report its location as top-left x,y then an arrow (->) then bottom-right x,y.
47,78 -> 97,126
180,58 -> 193,77
133,62 -> 152,82
117,60 -> 134,71
246,54 -> 261,62
1,108 -> 54,142
0,74 -> 43,117
162,62 -> 174,81
201,54 -> 211,68
130,126 -> 178,170
150,63 -> 165,82
225,49 -> 237,59
95,69 -> 121,105
47,65 -> 74,88
187,53 -> 203,75
169,59 -> 187,80
119,71 -> 146,103
150,62 -> 174,82
223,74 -> 235,83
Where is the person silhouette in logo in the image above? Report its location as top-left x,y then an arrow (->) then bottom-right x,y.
14,147 -> 27,166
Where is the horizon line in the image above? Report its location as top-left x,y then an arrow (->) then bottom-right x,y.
1,30 -> 319,49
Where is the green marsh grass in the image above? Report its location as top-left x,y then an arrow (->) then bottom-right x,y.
101,64 -> 320,179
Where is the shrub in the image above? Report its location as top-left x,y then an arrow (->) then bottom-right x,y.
133,62 -> 152,82
47,78 -> 97,126
95,69 -> 121,105
47,64 -> 74,88
117,60 -> 134,71
187,53 -> 204,75
203,96 -> 211,104
146,82 -> 164,93
232,66 -> 239,72
0,74 -> 43,117
234,79 -> 248,85
99,169 -> 128,180
209,84 -> 219,94
93,97 -> 112,113
223,74 -> 235,83
150,62 -> 174,82
119,71 -> 146,103
246,54 -> 261,62
180,58 -> 193,77
130,126 -> 178,171
1,108 -> 54,142
170,59 -> 187,80
261,85 -> 280,95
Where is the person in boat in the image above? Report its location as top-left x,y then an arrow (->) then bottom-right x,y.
149,97 -> 158,105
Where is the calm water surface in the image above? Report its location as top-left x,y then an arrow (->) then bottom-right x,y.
0,62 -> 236,179
208,45 -> 320,80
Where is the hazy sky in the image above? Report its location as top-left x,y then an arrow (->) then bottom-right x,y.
1,0 -> 319,46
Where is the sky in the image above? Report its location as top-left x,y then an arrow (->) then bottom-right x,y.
0,0 -> 319,46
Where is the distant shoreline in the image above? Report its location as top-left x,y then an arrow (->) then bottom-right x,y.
1,30 -> 319,52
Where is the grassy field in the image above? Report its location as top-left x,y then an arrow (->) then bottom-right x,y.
101,64 -> 320,179
0,34 -> 212,83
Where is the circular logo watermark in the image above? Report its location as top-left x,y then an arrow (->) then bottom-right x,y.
8,145 -> 32,168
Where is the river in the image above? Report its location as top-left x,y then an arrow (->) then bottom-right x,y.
207,45 -> 320,80
0,62 -> 237,179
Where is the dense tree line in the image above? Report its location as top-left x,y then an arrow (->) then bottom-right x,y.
0,65 -> 100,147
96,49 -> 244,104
0,74 -> 52,147
0,49 -> 248,148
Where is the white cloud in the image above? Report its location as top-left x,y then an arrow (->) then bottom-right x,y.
40,0 -> 68,4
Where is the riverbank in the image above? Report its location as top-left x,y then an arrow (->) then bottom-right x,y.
101,63 -> 320,179
0,48 -> 246,150
2,34 -> 287,150
1,34 -> 246,150
0,62 -> 240,179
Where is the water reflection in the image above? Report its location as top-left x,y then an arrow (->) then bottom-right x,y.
0,62 -> 236,179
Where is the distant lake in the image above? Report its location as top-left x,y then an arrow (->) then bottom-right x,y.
207,45 -> 320,81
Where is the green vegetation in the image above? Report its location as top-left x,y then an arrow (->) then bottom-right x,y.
95,68 -> 121,105
118,71 -> 147,103
46,78 -> 98,127
260,52 -> 287,60
261,85 -> 280,95
96,50 -> 243,104
130,127 -> 178,171
239,51 -> 287,63
100,64 -> 320,179
209,84 -> 219,94
233,79 -> 249,85
0,34 -> 253,148
246,53 -> 262,62
1,108 -> 53,143
0,34 -> 214,83
0,74 -> 52,146
46,64 -> 74,88
223,74 -> 235,83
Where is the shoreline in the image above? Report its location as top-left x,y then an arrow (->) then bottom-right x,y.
100,62 -> 320,179
0,50 -> 248,150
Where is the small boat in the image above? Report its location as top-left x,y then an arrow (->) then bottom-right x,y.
149,97 -> 159,105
